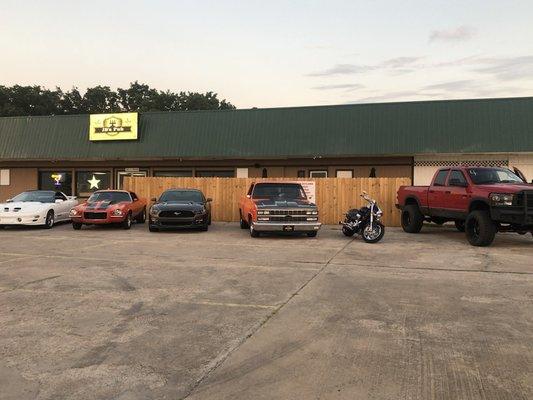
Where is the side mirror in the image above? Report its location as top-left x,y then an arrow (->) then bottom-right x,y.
151,197 -> 157,202
206,198 -> 212,202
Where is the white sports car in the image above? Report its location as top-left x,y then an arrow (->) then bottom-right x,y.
0,190 -> 78,228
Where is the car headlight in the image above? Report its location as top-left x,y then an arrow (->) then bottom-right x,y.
194,208 -> 206,215
112,209 -> 124,216
490,193 -> 514,206
306,210 -> 318,215
149,208 -> 159,216
257,210 -> 269,215
69,209 -> 79,217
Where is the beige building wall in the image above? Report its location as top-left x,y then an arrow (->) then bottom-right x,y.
0,168 -> 38,202
509,154 -> 533,183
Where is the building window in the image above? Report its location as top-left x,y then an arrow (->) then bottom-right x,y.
76,171 -> 111,197
336,170 -> 353,178
39,171 -> 73,195
153,170 -> 193,177
0,169 -> 9,186
310,170 -> 328,178
196,170 -> 234,177
297,170 -> 306,178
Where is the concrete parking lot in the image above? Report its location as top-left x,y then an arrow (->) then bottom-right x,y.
0,222 -> 532,400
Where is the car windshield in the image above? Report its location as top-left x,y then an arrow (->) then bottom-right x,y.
159,190 -> 204,203
467,168 -> 524,184
11,191 -> 56,203
88,191 -> 131,204
252,184 -> 307,200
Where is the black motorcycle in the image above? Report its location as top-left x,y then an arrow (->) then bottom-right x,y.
340,192 -> 385,243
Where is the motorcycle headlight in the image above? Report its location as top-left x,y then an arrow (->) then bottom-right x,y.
490,193 -> 514,206
376,210 -> 383,217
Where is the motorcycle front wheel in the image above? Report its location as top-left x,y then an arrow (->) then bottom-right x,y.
342,226 -> 355,237
362,222 -> 385,243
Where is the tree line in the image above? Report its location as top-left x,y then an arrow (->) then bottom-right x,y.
0,81 -> 236,117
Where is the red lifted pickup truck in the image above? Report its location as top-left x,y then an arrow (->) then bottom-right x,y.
397,166 -> 533,246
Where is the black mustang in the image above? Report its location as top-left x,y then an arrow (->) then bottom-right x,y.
148,189 -> 212,232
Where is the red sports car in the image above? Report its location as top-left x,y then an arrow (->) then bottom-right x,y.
70,190 -> 146,230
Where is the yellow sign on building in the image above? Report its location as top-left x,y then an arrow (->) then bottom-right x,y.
89,113 -> 138,141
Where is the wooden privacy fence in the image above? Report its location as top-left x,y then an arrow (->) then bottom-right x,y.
124,177 -> 409,227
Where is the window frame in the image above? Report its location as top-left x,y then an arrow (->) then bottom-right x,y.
433,169 -> 450,187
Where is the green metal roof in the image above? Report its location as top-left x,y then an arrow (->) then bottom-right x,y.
1,97 -> 532,160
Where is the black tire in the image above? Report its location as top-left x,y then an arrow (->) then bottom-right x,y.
72,222 -> 82,230
200,224 -> 209,231
465,210 -> 496,247
136,208 -> 146,223
455,220 -> 465,232
122,213 -> 132,230
239,211 -> 248,229
249,219 -> 259,237
362,222 -> 385,243
342,226 -> 355,237
401,205 -> 424,233
44,210 -> 54,229
307,231 -> 318,237
208,214 -> 212,226
149,224 -> 159,232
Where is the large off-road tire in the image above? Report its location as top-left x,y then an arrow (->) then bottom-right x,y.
401,205 -> 424,233
122,213 -> 132,230
136,208 -> 146,223
44,210 -> 55,229
239,211 -> 248,229
455,220 -> 465,232
72,222 -> 82,230
465,210 -> 496,247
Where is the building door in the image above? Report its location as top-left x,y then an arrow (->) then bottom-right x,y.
116,170 -> 148,189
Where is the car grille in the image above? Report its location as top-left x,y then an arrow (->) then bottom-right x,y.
267,209 -> 308,215
84,212 -> 107,219
160,220 -> 194,226
159,210 -> 195,218
269,216 -> 308,222
527,191 -> 533,209
515,191 -> 533,209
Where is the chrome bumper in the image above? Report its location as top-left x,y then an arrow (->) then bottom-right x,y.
251,222 -> 322,232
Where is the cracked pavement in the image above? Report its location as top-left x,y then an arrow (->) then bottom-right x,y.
0,223 -> 532,399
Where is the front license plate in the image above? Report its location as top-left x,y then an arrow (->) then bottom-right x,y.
283,225 -> 294,232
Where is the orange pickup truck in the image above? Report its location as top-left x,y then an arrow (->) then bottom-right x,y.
238,181 -> 321,237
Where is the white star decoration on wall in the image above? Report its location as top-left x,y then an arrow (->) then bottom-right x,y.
88,175 -> 101,189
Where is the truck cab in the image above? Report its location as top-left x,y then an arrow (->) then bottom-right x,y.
238,182 -> 321,237
397,166 -> 533,246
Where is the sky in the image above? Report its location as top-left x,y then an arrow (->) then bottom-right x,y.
1,0 -> 532,108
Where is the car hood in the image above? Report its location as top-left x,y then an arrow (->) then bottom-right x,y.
475,183 -> 533,194
0,202 -> 48,212
83,201 -> 128,210
253,199 -> 316,208
152,201 -> 204,211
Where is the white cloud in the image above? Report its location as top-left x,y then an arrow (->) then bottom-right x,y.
429,26 -> 476,42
